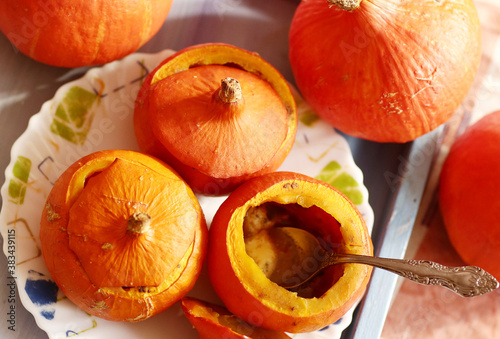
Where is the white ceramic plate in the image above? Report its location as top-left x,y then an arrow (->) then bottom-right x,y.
0,49 -> 373,339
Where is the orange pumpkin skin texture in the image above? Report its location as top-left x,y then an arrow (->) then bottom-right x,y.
289,0 -> 481,143
181,297 -> 292,339
134,43 -> 298,196
0,0 -> 173,68
439,111 -> 500,281
39,150 -> 207,321
207,172 -> 373,333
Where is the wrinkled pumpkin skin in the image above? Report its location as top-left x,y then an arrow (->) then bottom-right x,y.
39,150 -> 207,322
134,43 -> 298,196
208,172 -> 373,333
0,0 -> 173,67
289,0 -> 481,143
439,111 -> 500,281
181,297 -> 292,339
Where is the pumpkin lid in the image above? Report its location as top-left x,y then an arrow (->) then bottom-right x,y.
67,157 -> 199,288
148,64 -> 290,178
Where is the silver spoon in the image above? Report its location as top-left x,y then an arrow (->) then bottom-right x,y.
278,227 -> 499,297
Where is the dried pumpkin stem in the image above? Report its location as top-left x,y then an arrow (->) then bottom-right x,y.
218,77 -> 242,103
327,0 -> 362,12
127,212 -> 151,234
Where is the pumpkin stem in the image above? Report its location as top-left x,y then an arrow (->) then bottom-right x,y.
218,77 -> 242,103
127,212 -> 151,234
327,0 -> 362,12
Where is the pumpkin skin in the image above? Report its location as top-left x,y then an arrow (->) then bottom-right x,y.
289,0 -> 481,143
39,150 -> 207,321
134,43 -> 298,196
208,172 -> 373,333
0,0 -> 173,68
181,297 -> 292,339
439,111 -> 500,281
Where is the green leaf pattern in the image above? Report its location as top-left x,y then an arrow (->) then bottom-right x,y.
8,156 -> 32,205
50,86 -> 100,145
315,161 -> 363,205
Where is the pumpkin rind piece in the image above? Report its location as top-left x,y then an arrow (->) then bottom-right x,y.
181,297 -> 292,339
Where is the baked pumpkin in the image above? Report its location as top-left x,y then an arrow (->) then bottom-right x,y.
134,43 -> 298,196
207,172 -> 373,333
39,149 -> 207,321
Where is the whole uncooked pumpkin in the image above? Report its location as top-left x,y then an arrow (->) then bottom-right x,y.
439,111 -> 500,281
0,0 -> 173,68
289,0 -> 481,143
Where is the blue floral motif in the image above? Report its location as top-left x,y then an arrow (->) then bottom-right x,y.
24,270 -> 59,320
41,310 -> 55,320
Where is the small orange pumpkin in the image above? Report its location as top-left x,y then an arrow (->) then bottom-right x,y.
39,149 -> 207,321
134,43 -> 298,196
0,0 -> 173,67
181,297 -> 292,339
207,172 -> 373,333
439,111 -> 500,281
289,0 -> 481,143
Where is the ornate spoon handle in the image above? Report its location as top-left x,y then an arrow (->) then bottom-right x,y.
326,253 -> 499,297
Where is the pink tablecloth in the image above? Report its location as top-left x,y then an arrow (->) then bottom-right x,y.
381,1 -> 500,338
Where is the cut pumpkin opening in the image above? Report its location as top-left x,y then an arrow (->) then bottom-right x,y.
243,202 -> 345,298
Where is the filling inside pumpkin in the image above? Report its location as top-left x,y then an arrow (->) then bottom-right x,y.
243,202 -> 345,298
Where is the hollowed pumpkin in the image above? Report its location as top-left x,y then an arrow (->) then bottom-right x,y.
0,0 -> 173,68
207,172 -> 373,333
39,150 -> 207,321
289,0 -> 481,143
134,43 -> 298,196
181,297 -> 291,338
